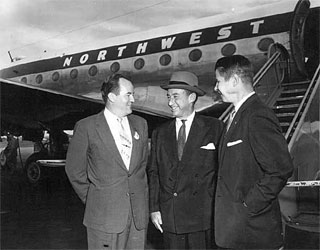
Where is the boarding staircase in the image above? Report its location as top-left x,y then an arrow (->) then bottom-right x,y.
274,80 -> 310,138
219,45 -> 320,249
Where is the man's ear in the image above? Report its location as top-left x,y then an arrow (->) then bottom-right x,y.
189,92 -> 197,103
108,92 -> 116,103
232,74 -> 241,87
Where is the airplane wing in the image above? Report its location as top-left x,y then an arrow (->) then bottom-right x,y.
1,78 -> 104,132
1,78 -> 224,138
0,78 -> 172,137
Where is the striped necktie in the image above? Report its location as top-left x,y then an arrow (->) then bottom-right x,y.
226,109 -> 236,131
118,118 -> 132,169
177,120 -> 186,161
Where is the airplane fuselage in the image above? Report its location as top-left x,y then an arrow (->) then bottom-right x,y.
0,0 -> 318,117
2,0 -> 316,105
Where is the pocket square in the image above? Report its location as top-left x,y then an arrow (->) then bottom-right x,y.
200,143 -> 215,150
134,131 -> 139,140
227,140 -> 243,147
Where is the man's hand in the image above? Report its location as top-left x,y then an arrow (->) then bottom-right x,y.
150,211 -> 163,233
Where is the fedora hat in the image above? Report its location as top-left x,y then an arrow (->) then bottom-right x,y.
161,71 -> 206,96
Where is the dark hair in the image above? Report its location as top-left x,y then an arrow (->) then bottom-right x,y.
214,55 -> 254,85
101,73 -> 129,103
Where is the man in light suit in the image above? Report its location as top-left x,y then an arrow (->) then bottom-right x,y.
65,74 -> 149,249
148,71 -> 224,249
213,55 -> 293,249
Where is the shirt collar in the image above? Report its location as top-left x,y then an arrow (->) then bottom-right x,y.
104,107 -> 128,123
176,111 -> 195,125
234,91 -> 255,112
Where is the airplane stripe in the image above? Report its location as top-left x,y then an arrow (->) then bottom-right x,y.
1,12 -> 292,78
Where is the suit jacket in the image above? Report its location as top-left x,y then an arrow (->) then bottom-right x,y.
148,113 -> 224,234
214,94 -> 293,249
65,111 -> 149,233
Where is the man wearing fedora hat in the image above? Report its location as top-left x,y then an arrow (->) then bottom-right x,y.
148,71 -> 224,249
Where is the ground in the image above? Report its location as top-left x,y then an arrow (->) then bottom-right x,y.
1,140 -> 319,249
0,140 -> 163,249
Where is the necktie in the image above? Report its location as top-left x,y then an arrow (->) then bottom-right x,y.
177,120 -> 186,161
118,118 -> 132,169
226,109 -> 236,131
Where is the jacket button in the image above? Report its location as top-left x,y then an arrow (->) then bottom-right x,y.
218,176 -> 222,180
173,192 -> 178,197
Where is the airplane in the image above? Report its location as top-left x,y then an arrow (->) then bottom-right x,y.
1,0 -> 318,133
0,0 -> 319,247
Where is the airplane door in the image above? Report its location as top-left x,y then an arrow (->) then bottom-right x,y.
290,0 -> 310,76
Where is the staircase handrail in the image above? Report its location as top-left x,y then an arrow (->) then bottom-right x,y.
219,51 -> 282,122
287,64 -> 320,149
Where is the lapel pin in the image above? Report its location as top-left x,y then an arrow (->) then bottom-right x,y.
134,131 -> 139,140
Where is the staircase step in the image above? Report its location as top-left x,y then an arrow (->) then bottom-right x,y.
277,95 -> 304,101
281,89 -> 307,97
274,109 -> 298,115
282,80 -> 310,88
280,122 -> 290,128
276,112 -> 296,117
282,88 -> 307,94
280,120 -> 299,128
276,96 -> 304,105
280,122 -> 290,133
273,103 -> 300,110
277,115 -> 295,123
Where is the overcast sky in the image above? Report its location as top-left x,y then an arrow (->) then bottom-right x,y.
0,0 -> 287,69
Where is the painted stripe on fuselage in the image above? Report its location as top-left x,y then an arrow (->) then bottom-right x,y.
1,12 -> 291,78
6,33 -> 289,91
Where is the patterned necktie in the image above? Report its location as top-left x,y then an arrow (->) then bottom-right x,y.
118,118 -> 132,169
226,109 -> 236,131
177,120 -> 186,161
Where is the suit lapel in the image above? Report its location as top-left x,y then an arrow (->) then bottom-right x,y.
218,128 -> 228,164
95,111 -> 128,172
128,115 -> 140,173
219,94 -> 258,164
163,120 -> 178,161
182,115 -> 206,163
174,115 -> 211,185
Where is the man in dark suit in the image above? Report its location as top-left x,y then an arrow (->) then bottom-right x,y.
65,74 -> 149,249
213,55 -> 294,249
148,71 -> 224,249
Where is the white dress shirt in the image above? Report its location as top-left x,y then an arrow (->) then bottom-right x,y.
175,111 -> 195,141
103,108 -> 132,156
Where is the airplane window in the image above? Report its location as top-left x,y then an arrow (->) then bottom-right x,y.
160,54 -> 171,66
134,58 -> 145,70
36,74 -> 43,84
52,72 -> 60,81
221,43 -> 236,56
21,77 -> 27,84
88,65 -> 98,76
70,69 -> 78,79
110,62 -> 120,73
189,49 -> 202,62
258,38 -> 275,52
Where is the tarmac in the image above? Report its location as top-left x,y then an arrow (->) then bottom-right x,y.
1,141 -> 319,249
0,141 -> 163,249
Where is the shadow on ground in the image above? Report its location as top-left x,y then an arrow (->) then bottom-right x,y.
1,167 -> 163,249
